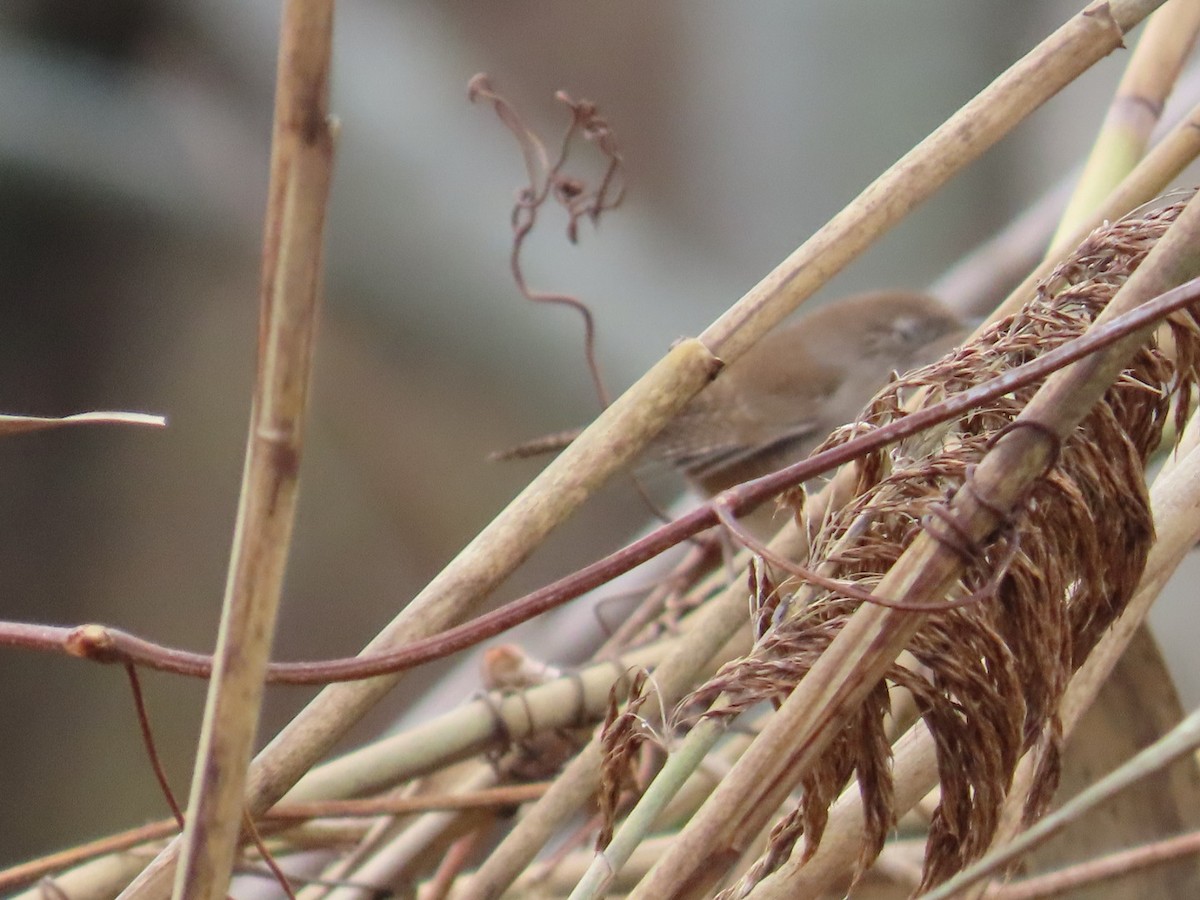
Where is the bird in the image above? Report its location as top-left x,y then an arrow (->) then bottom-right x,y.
649,290 -> 965,495
495,290 -> 965,495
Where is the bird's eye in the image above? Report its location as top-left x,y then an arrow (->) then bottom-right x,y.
893,316 -> 921,342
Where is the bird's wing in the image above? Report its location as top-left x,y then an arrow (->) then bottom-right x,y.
669,418 -> 825,487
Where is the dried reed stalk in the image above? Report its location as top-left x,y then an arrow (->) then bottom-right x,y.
1053,0 -> 1200,241
989,100 -> 1200,325
0,411 -> 165,435
122,1 -> 336,897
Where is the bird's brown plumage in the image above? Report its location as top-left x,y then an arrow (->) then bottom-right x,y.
653,291 -> 964,494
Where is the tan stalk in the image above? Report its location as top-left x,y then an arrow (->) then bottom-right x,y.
163,1 -> 336,898
624,182 -> 1200,900
285,651 -> 655,804
451,529 -> 794,900
935,57 -> 1200,320
988,829 -> 1200,899
988,92 -> 1200,329
699,0 -> 1154,362
505,724 -> 765,894
13,850 -> 165,900
0,411 -> 165,435
923,706 -> 1200,899
314,768 -> 500,900
1052,0 -> 1200,244
522,840 -> 672,896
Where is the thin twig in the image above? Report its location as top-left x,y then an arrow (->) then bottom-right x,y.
267,783 -> 549,821
712,500 -> 1020,613
0,411 -> 165,435
123,664 -> 184,827
988,829 -> 1200,899
469,74 -> 624,409
921,707 -> 1200,899
3,272 -> 1200,687
242,813 -> 296,900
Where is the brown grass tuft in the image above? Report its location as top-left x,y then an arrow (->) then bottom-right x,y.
685,196 -> 1200,895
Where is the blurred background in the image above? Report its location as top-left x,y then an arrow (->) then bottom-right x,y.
2,0 -> 1197,868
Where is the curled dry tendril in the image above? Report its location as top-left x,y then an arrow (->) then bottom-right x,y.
468,73 -> 625,408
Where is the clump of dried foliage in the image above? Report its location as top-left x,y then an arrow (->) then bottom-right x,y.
674,198 -> 1200,894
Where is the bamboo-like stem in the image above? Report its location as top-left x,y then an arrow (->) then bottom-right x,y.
453,527 -> 771,900
988,98 -> 1200,325
285,651 -> 655,803
509,727 -> 763,894
520,840 -> 672,897
570,717 -> 728,899
989,829 -> 1200,900
933,55 -> 1200,321
626,173 -> 1200,900
745,409 -> 1200,898
1052,0 -> 1200,243
137,2 -> 336,899
320,769 -> 500,900
4,823 -> 175,898
698,0 -> 1157,363
0,410 -> 165,435
19,853 -> 158,900
923,705 -> 1200,900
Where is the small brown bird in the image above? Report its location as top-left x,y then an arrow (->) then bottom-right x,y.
496,291 -> 965,494
651,290 -> 964,494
